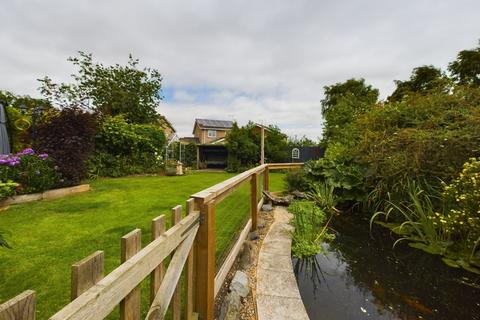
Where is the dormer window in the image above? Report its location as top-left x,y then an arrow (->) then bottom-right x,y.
207,130 -> 216,138
292,148 -> 300,159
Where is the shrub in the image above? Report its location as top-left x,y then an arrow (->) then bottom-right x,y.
90,116 -> 165,177
0,180 -> 17,200
5,106 -> 31,153
0,149 -> 57,193
441,158 -> 480,257
285,170 -> 310,192
35,108 -> 97,186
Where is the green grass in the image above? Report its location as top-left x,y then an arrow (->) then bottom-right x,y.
0,171 -> 285,318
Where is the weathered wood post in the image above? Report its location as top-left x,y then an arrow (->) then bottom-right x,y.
150,215 -> 166,303
193,198 -> 215,320
120,229 -> 142,320
251,173 -> 258,230
0,290 -> 36,320
185,199 -> 196,319
71,251 -> 104,300
263,166 -> 269,192
171,205 -> 182,320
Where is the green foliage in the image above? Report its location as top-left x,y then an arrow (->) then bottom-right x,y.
448,41 -> 480,86
285,170 -> 310,192
0,152 -> 57,194
290,200 -> 335,258
321,79 -> 379,142
371,178 -> 480,274
287,135 -> 318,147
441,158 -> 480,259
5,106 -> 31,152
226,122 -> 288,171
182,143 -> 197,167
388,65 -> 450,102
39,52 -> 162,124
90,115 -> 165,177
307,182 -> 338,214
0,180 -> 17,200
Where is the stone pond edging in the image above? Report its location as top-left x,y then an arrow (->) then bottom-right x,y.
256,206 -> 310,320
0,184 -> 91,208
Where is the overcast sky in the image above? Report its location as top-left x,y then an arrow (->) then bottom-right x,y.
1,1 -> 479,139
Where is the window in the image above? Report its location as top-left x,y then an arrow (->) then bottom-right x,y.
207,130 -> 216,138
292,148 -> 300,159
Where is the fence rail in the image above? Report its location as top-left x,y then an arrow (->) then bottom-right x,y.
0,163 -> 303,320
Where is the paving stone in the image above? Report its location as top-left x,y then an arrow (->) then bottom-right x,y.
256,294 -> 309,320
258,252 -> 292,271
257,268 -> 300,298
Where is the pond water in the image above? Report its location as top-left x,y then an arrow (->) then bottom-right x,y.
293,215 -> 480,320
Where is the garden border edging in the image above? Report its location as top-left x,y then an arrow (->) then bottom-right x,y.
0,184 -> 91,208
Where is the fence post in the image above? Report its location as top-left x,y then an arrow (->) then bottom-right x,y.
263,166 -> 269,192
194,198 -> 215,320
71,251 -> 104,300
251,173 -> 258,230
0,290 -> 36,320
185,199 -> 196,320
171,205 -> 182,320
150,215 -> 166,303
120,229 -> 142,320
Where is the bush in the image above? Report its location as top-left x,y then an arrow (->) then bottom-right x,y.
89,115 -> 165,177
5,106 -> 31,153
0,181 -> 17,200
285,170 -> 310,192
441,158 -> 480,256
36,108 -> 97,186
0,149 -> 57,193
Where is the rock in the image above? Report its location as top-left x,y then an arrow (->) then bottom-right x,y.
219,290 -> 241,320
249,230 -> 259,240
257,217 -> 266,228
261,203 -> 273,211
239,241 -> 254,269
292,190 -> 307,199
230,270 -> 250,298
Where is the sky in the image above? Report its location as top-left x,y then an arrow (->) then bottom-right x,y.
1,1 -> 479,139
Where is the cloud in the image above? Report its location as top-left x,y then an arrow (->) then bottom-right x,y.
1,0 -> 479,138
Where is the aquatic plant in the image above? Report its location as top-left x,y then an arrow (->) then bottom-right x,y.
307,182 -> 339,214
290,200 -> 335,258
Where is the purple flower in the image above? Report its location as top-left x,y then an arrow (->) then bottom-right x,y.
38,153 -> 49,160
0,159 -> 9,165
17,148 -> 35,156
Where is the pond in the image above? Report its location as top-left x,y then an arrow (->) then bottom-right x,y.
293,215 -> 480,320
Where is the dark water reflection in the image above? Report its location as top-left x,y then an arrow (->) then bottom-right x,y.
293,215 -> 480,320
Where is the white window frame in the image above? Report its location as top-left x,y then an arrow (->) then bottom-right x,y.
207,130 -> 216,138
292,148 -> 300,159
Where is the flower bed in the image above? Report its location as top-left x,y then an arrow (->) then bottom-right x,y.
0,148 -> 57,200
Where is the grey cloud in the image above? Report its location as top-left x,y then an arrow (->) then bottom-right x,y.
1,0 -> 479,138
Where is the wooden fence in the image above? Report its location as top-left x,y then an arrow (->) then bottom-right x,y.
0,163 -> 303,320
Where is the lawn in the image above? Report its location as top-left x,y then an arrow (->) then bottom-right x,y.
0,171 -> 285,318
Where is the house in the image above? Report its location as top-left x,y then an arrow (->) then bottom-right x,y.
158,115 -> 176,140
192,118 -> 233,168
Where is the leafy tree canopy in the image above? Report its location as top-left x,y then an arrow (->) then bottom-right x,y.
287,135 -> 318,147
388,65 -> 449,102
448,41 -> 480,86
0,90 -> 51,110
38,52 -> 163,124
321,78 -> 379,142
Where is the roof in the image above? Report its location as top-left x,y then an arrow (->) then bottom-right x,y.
180,137 -> 200,144
195,119 -> 233,130
158,115 -> 176,132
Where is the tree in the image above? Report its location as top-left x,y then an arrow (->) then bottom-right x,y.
226,122 -> 288,171
388,65 -> 449,102
39,52 -> 163,124
321,79 -> 378,142
448,42 -> 480,86
287,135 -> 318,147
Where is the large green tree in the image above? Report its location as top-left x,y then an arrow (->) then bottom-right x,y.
448,42 -> 480,86
388,65 -> 449,102
321,78 -> 378,142
39,52 -> 163,124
